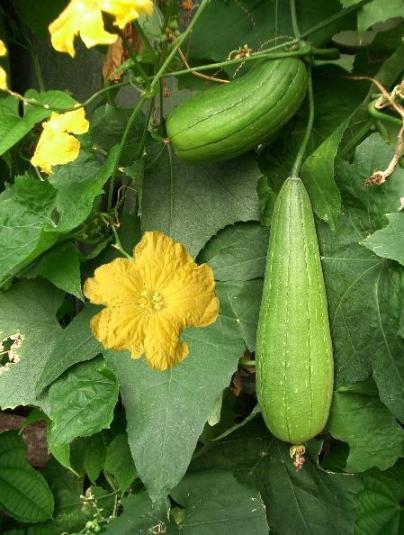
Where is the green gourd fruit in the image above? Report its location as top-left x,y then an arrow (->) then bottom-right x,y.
256,176 -> 334,446
166,58 -> 308,163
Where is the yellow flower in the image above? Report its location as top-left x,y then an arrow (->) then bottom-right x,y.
98,0 -> 153,28
84,231 -> 219,371
31,108 -> 89,174
49,0 -> 154,57
0,39 -> 7,91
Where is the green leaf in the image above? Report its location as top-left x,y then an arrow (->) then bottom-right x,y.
28,457 -> 110,534
198,222 -> 269,281
355,461 -> 404,535
83,433 -> 106,484
187,0 -> 355,62
104,434 -> 137,492
36,306 -> 102,395
103,471 -> 268,534
0,148 -> 117,285
48,357 -> 119,447
0,91 -> 76,156
301,121 -> 346,228
319,134 -> 404,421
170,471 -> 268,534
0,431 -> 54,523
0,279 -> 63,409
90,104 -> 145,166
216,280 -> 263,352
340,0 -> 404,31
327,381 -> 404,472
142,145 -> 261,257
102,493 -> 168,534
361,213 -> 404,267
105,309 -> 245,500
23,242 -> 83,299
192,420 -> 363,535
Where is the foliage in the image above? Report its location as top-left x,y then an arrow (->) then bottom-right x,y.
0,0 -> 403,533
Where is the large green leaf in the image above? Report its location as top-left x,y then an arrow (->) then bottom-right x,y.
103,471 -> 268,534
36,306 -> 102,395
105,309 -> 245,500
0,431 -> 54,523
142,145 -> 261,257
216,280 -> 262,352
355,462 -> 404,535
319,134 -> 404,421
198,222 -> 269,281
47,357 -> 119,447
0,279 -> 63,409
327,381 -> 404,472
187,0 -> 356,62
192,419 -> 363,535
340,0 -> 404,30
361,213 -> 404,267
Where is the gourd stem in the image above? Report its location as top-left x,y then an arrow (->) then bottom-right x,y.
290,0 -> 301,40
290,67 -> 314,178
150,0 -> 211,92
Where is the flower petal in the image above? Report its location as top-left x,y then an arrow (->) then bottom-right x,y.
31,129 -> 81,174
99,0 -> 154,28
90,305 -> 145,356
164,262 -> 219,328
0,67 -> 7,91
83,257 -> 144,306
49,0 -> 117,57
48,108 -> 89,135
134,231 -> 194,292
143,313 -> 189,371
0,40 -> 7,57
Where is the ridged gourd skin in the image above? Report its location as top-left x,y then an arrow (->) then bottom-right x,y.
166,58 -> 308,163
256,177 -> 334,444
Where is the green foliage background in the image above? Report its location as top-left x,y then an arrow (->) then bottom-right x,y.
0,0 -> 403,533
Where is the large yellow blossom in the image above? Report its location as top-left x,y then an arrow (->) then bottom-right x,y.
0,39 -> 7,91
49,0 -> 154,57
31,108 -> 89,174
84,231 -> 219,371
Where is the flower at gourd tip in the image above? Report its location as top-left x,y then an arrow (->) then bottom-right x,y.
83,231 -> 220,371
0,40 -> 7,91
49,0 -> 154,57
30,108 -> 89,174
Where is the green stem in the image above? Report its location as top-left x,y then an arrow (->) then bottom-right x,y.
163,44 -> 310,78
290,67 -> 314,178
239,358 -> 256,367
111,225 -> 133,259
136,97 -> 155,159
29,48 -> 45,92
150,0 -> 212,92
134,19 -> 157,61
301,0 -> 373,40
368,100 -> 403,126
290,0 -> 301,40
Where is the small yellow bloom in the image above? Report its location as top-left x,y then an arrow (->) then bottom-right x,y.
0,40 -> 7,91
49,0 -> 154,57
84,231 -> 219,371
31,108 -> 89,174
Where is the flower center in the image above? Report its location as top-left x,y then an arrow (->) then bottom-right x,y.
138,289 -> 165,312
